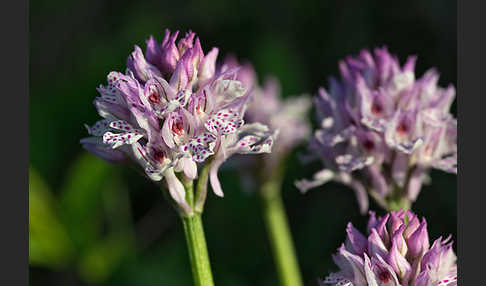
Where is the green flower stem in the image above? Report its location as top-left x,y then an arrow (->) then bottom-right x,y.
259,166 -> 304,286
180,178 -> 215,286
385,185 -> 412,212
181,213 -> 214,286
370,184 -> 412,212
387,195 -> 411,212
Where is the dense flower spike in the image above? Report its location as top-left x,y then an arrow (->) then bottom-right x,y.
81,29 -> 274,215
319,210 -> 457,286
221,56 -> 311,174
296,47 -> 457,212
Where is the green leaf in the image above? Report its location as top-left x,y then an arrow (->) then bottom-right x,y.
59,153 -> 115,250
29,167 -> 73,268
77,235 -> 132,285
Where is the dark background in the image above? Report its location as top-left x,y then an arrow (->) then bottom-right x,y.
29,0 -> 456,285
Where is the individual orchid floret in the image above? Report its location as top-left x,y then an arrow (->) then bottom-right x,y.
319,210 -> 457,286
221,56 -> 312,174
297,47 -> 457,212
81,29 -> 275,216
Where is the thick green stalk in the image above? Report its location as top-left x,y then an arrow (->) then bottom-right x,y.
259,166 -> 304,286
181,213 -> 214,286
180,179 -> 215,286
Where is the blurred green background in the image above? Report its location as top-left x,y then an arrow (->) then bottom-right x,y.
29,0 -> 456,285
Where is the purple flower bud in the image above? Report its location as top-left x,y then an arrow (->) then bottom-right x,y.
177,31 -> 196,55
403,210 -> 420,239
160,29 -> 181,75
388,210 -> 405,234
198,47 -> 219,87
126,45 -> 162,83
367,211 -> 391,245
320,211 -> 457,286
368,228 -> 388,259
169,50 -> 190,91
145,35 -> 162,69
386,240 -> 411,281
407,219 -> 430,259
391,224 -> 408,256
345,222 -> 368,255
366,211 -> 378,232
297,47 -> 457,212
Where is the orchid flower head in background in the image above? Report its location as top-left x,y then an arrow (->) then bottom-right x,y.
296,47 -> 457,213
220,55 -> 312,180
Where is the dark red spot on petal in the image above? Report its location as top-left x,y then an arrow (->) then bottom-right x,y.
363,139 -> 374,151
154,151 -> 165,164
149,92 -> 161,104
172,122 -> 184,136
397,122 -> 409,135
378,271 -> 391,283
371,102 -> 383,115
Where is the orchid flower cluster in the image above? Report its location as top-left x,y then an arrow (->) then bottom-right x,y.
81,29 -> 276,215
79,30 -> 457,286
296,47 -> 457,212
221,56 -> 312,177
320,210 -> 457,286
